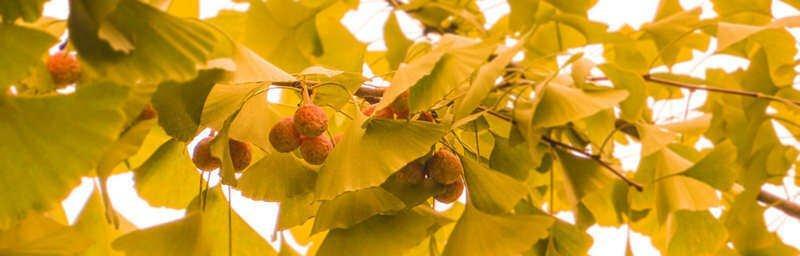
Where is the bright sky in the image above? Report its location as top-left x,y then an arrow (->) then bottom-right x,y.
43,0 -> 800,255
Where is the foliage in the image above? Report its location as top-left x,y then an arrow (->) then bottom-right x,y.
1,0 -> 800,255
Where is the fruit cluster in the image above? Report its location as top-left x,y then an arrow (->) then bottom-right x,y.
269,102 -> 334,165
192,134 -> 252,172
396,148 -> 465,204
46,51 -> 81,88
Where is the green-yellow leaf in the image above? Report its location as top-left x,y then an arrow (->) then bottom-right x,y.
239,153 -> 316,202
462,157 -> 528,214
316,117 -> 446,200
312,187 -> 405,234
0,83 -> 129,229
533,82 -> 628,127
133,139 -> 201,208
442,203 -> 554,256
0,24 -> 55,90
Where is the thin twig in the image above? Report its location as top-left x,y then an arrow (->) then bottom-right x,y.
642,74 -> 800,108
541,136 -> 644,191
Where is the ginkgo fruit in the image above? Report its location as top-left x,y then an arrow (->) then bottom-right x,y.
361,104 -> 376,116
229,139 -> 252,172
396,160 -> 427,184
418,111 -> 435,122
390,91 -> 410,117
434,178 -> 464,204
299,135 -> 334,165
427,148 -> 464,185
269,118 -> 302,152
46,51 -> 81,88
192,136 -> 220,171
293,104 -> 328,137
135,104 -> 157,122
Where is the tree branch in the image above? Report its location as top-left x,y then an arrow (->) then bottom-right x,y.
540,136 -> 644,191
642,74 -> 800,107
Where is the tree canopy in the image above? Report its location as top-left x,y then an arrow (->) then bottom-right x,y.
1,0 -> 800,255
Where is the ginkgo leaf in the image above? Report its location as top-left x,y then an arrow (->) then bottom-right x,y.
408,41 -> 494,113
380,172 -> 444,207
0,0 -> 46,23
662,210 -> 727,256
96,118 -> 157,179
442,203 -> 554,256
532,82 -> 628,127
152,69 -> 224,141
112,187 -> 277,256
530,219 -> 593,256
69,0 -> 225,84
635,122 -> 677,157
0,83 -> 130,229
133,139 -> 202,208
376,35 -> 478,111
489,135 -> 535,181
0,214 -> 93,255
384,12 -> 413,70
681,140 -> 738,190
73,189 -> 136,256
723,191 -> 799,255
312,187 -> 405,234
598,63 -> 647,121
277,193 -> 319,231
316,206 -> 450,256
212,44 -> 296,84
238,153 -> 317,202
0,24 -> 55,90
316,117 -> 447,200
453,43 -> 522,121
630,148 -> 718,223
462,157 -> 528,214
553,149 -> 614,211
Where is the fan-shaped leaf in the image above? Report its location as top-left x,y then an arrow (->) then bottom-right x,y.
462,157 -> 528,214
442,204 -> 554,256
112,188 -> 277,255
532,82 -> 628,127
316,206 -> 450,256
0,83 -> 129,229
69,0 -> 225,84
73,189 -> 136,256
312,187 -> 405,234
239,153 -> 317,202
316,117 -> 447,200
133,139 -> 202,208
0,24 -> 55,90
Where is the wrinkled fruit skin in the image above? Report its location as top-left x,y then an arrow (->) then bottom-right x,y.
294,104 -> 328,137
390,91 -> 410,117
192,136 -> 220,171
427,149 -> 464,185
47,51 -> 81,88
435,178 -> 464,204
229,139 -> 251,171
136,104 -> 157,122
396,160 -> 426,185
374,107 -> 395,119
300,135 -> 333,165
361,104 -> 376,116
269,118 -> 302,152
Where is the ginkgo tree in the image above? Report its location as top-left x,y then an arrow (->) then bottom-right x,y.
1,0 -> 800,255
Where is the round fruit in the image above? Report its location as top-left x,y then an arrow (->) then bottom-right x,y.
136,104 -> 157,122
299,135 -> 333,165
192,136 -> 220,171
390,91 -> 409,117
293,104 -> 328,137
396,160 -> 426,185
361,104 -> 376,116
374,107 -> 395,119
427,148 -> 463,185
47,51 -> 81,88
435,178 -> 464,204
418,111 -> 435,122
269,118 -> 302,152
229,139 -> 252,171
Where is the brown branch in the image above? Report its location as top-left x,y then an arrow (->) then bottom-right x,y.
540,136 -> 644,192
642,74 -> 800,107
757,190 -> 800,220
